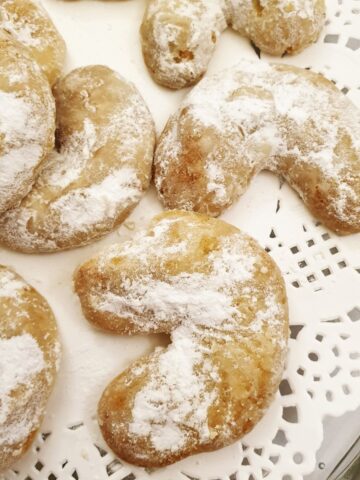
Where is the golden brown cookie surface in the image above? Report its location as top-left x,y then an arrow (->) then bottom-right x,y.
0,65 -> 155,253
0,265 -> 60,472
0,32 -> 55,216
155,61 -> 360,235
74,210 -> 289,467
0,0 -> 66,85
141,0 -> 325,88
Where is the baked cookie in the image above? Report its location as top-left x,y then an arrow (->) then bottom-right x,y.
0,65 -> 155,253
0,31 -> 55,216
155,60 -> 360,235
0,265 -> 60,472
141,0 -> 325,88
74,210 -> 289,467
0,0 -> 66,85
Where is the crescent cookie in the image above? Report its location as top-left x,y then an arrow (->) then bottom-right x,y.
0,32 -> 55,216
141,0 -> 325,88
0,0 -> 66,85
0,65 -> 156,253
74,210 -> 289,467
0,265 -> 60,472
154,60 -> 360,235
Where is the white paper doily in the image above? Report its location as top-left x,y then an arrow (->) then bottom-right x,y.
1,1 -> 360,479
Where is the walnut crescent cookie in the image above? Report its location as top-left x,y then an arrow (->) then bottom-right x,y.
0,0 -> 66,85
140,0 -> 325,89
0,65 -> 156,253
155,60 -> 360,235
74,210 -> 289,467
0,265 -> 60,472
0,31 -> 55,216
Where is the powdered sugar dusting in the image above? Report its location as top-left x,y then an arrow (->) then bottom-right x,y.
227,0 -> 319,21
0,83 -> 53,214
265,0 -> 317,19
0,334 -> 45,444
94,231 -> 255,330
0,143 -> 42,193
0,91 -> 46,185
0,34 -> 55,215
1,16 -> 41,47
45,118 -> 97,190
0,0 -> 43,47
129,329 -> 218,452
0,266 -> 60,468
54,167 -> 142,234
206,162 -> 227,201
0,0 -> 66,84
0,269 -> 26,299
96,273 -> 236,328
0,91 -> 37,139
